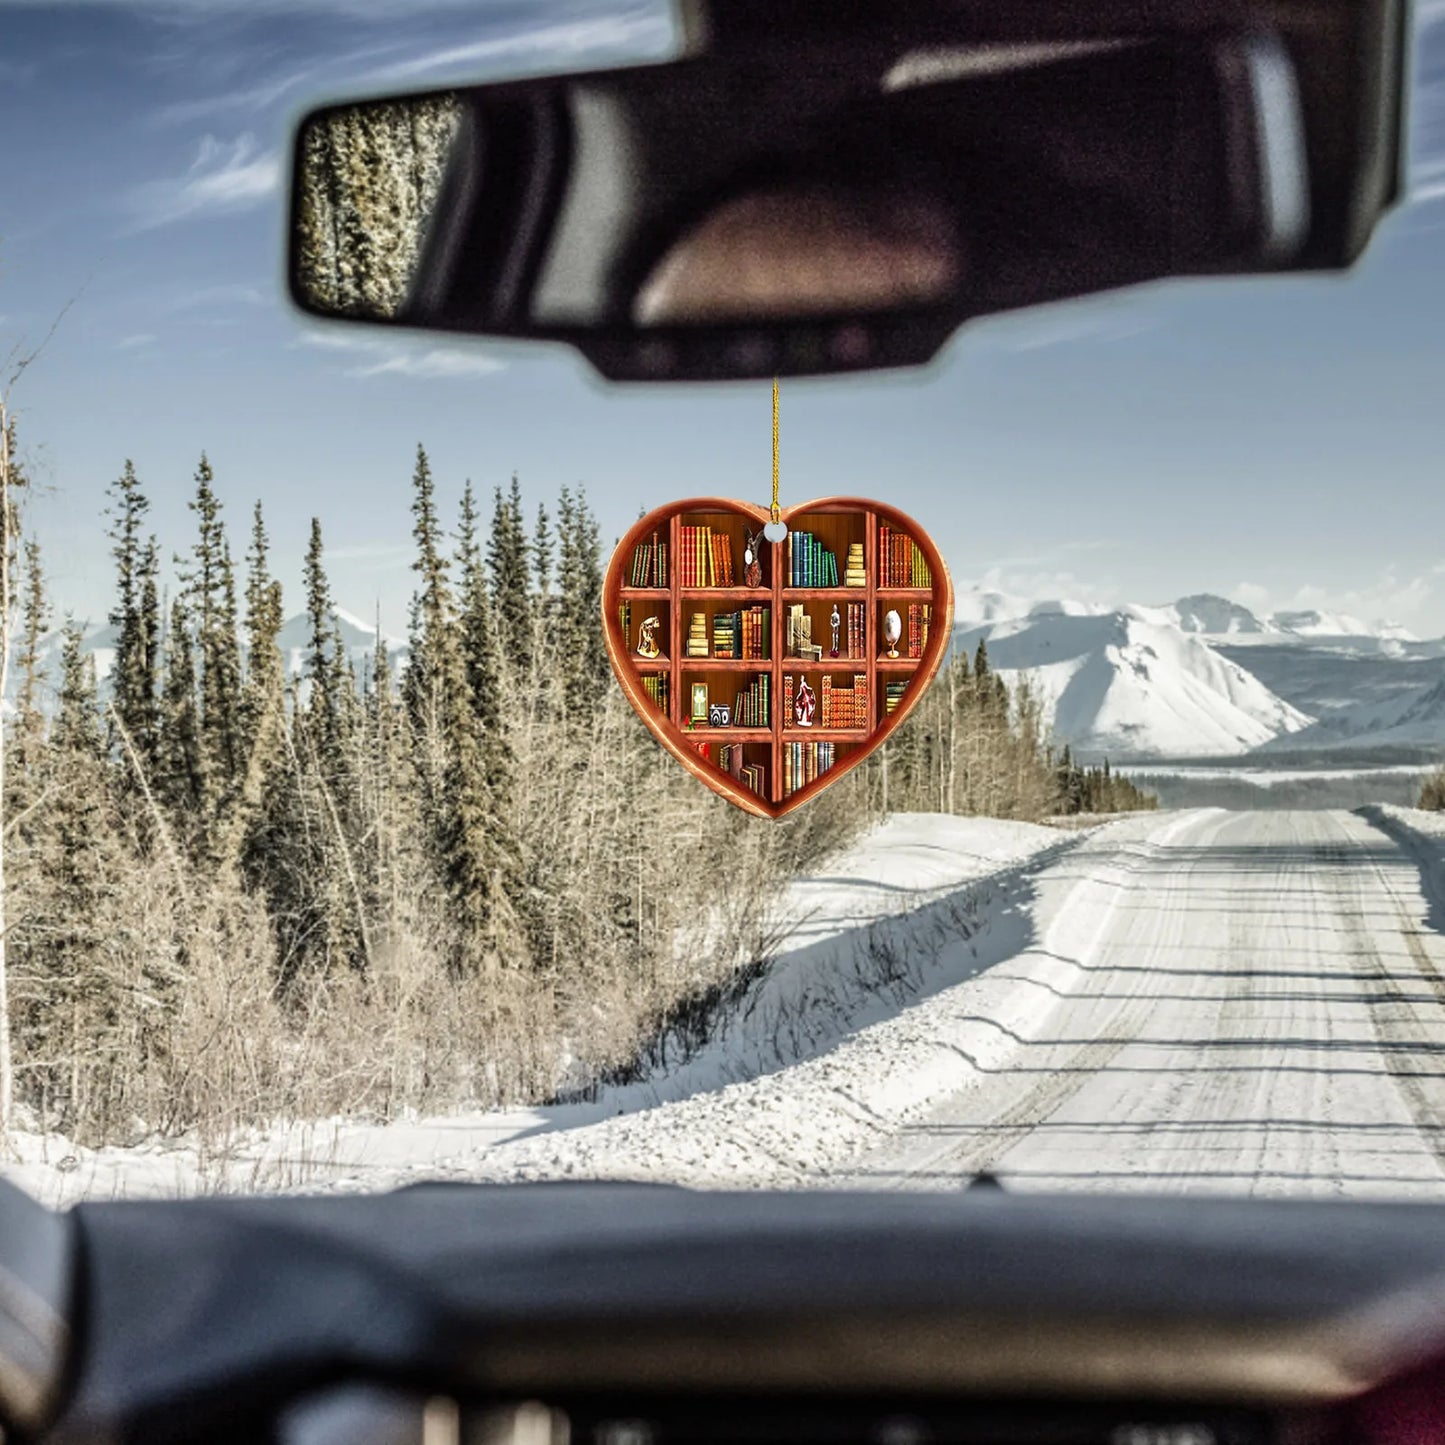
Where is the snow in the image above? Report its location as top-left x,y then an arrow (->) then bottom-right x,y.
275,608 -> 406,682
954,610 -> 1312,758
1119,763 -> 1433,785
14,807 -> 1445,1201
0,812 -> 1073,1206
1164,594 -> 1266,636
950,587 -> 1034,629
348,807 -> 1445,1197
22,611 -> 406,710
404,808 -> 1445,1197
1260,665 -> 1445,750
1269,608 -> 1413,640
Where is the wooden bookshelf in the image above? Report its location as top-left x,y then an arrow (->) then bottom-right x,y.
604,496 -> 953,819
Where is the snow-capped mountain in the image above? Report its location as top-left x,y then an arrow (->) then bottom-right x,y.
1166,594 -> 1267,636
274,607 -> 405,679
1269,608 -> 1417,641
954,609 -> 1312,759
952,587 -> 1106,630
1162,593 -> 1420,644
1258,664 -> 1445,751
25,609 -> 404,702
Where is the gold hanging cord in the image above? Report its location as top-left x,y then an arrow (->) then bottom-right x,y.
771,375 -> 781,525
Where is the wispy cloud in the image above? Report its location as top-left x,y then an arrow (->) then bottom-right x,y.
115,332 -> 157,349
152,70 -> 314,126
146,6 -> 671,131
5,0 -> 516,12
383,10 -> 672,81
296,328 -> 506,379
968,565 -> 1123,613
1232,570 -> 1437,630
125,132 -> 279,231
973,296 -> 1157,354
348,349 -> 506,379
163,281 -> 267,312
327,540 -> 414,565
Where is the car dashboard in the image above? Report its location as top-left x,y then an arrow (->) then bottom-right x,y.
12,1183 -> 1445,1444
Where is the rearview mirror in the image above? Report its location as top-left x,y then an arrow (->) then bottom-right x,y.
287,10 -> 1400,382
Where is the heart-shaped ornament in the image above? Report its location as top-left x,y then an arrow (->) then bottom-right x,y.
603,496 -> 954,819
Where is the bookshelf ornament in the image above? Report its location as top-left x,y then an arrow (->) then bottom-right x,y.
601,380 -> 954,819
884,609 -> 903,659
637,616 -> 662,658
743,526 -> 763,589
795,678 -> 817,728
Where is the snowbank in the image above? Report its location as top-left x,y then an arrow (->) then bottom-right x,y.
1358,805 -> 1445,920
410,811 -> 1203,1191
2,811 -> 1073,1206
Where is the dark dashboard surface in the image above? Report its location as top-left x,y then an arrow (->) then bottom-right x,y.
41,1183 -> 1445,1443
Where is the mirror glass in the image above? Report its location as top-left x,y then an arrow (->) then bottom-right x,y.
294,94 -> 462,321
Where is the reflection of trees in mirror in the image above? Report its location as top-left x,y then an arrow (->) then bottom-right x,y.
294,96 -> 461,321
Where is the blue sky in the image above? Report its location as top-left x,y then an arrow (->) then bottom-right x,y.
3,0 -> 1445,638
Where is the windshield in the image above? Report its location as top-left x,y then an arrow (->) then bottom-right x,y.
1,0 -> 1444,1207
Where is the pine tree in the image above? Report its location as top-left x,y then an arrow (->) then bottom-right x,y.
405,448 -> 520,970
301,517 -> 343,758
555,485 -> 607,722
157,597 -> 204,823
54,622 -> 106,763
178,454 -> 243,828
242,503 -> 285,745
106,460 -> 157,760
136,539 -> 163,766
32,623 -> 125,1135
403,443 -> 451,735
227,502 -> 287,876
457,482 -> 505,736
11,540 -> 48,787
532,502 -> 554,598
488,475 -> 532,674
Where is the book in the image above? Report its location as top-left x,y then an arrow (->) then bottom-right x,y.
906,602 -> 932,658
687,611 -> 710,657
626,532 -> 668,588
783,740 -> 836,798
877,523 -> 933,588
788,531 -> 839,588
642,673 -> 669,714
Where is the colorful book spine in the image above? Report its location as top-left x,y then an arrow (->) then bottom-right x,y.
783,741 -> 837,797
642,673 -> 669,714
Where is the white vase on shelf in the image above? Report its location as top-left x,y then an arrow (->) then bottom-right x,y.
884,609 -> 902,659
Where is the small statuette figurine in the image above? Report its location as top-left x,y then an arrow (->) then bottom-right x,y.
795,677 -> 817,728
637,615 -> 662,658
884,608 -> 902,659
744,527 -> 763,589
829,604 -> 841,658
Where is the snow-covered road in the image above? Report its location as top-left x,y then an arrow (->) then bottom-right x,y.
840,808 -> 1445,1195
456,807 -> 1445,1197
15,807 -> 1445,1202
